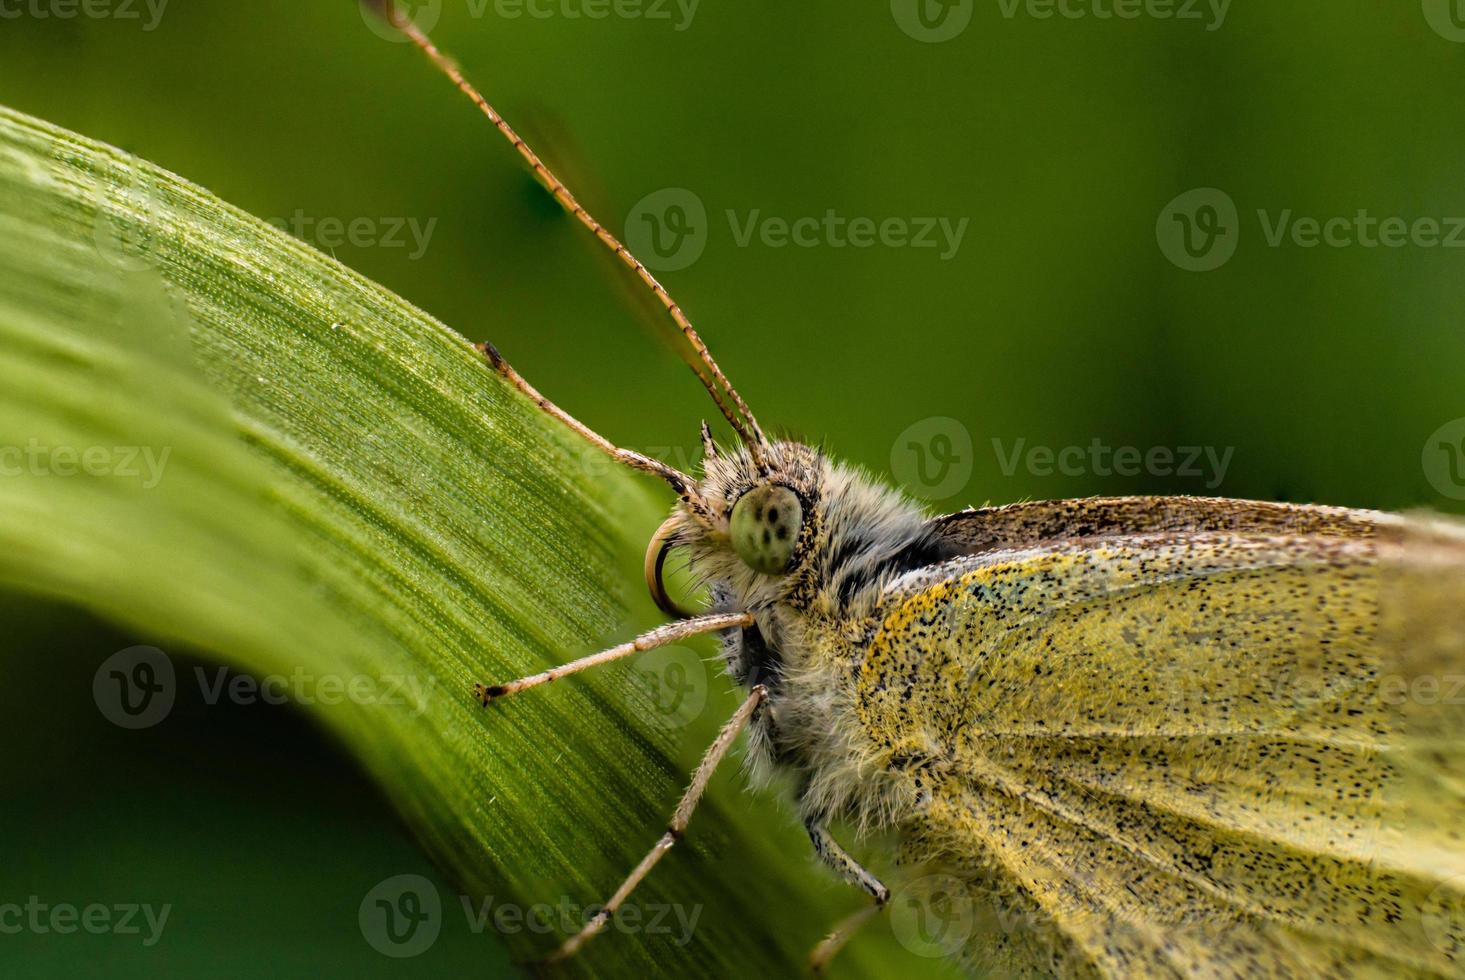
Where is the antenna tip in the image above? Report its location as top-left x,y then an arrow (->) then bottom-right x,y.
473,682 -> 508,705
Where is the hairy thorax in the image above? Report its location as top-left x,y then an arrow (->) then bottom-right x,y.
721,573 -> 939,838
675,441 -> 957,833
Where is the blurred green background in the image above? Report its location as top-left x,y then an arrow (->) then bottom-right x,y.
2,1 -> 1463,977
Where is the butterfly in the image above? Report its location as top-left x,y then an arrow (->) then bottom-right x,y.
365,2 -> 1465,974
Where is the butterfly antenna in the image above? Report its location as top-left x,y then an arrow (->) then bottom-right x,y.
365,1 -> 770,467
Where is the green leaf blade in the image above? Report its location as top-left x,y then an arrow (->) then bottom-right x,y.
0,104 -> 927,978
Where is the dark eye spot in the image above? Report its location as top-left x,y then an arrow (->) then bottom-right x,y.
768,507 -> 779,523
763,529 -> 771,545
776,526 -> 788,541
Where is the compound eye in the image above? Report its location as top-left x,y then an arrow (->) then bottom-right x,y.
729,485 -> 802,575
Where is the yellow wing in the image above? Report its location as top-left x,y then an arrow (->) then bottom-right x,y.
857,512 -> 1465,978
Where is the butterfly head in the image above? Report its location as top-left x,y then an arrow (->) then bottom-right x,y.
647,431 -> 931,622
646,435 -> 829,618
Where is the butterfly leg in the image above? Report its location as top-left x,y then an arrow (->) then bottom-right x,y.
805,819 -> 889,903
473,611 -> 751,703
546,683 -> 768,963
803,820 -> 888,973
808,902 -> 882,975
